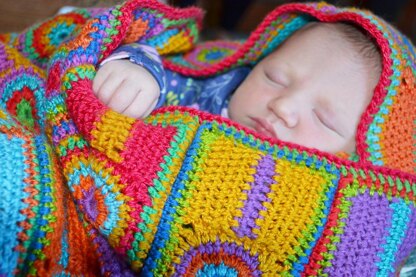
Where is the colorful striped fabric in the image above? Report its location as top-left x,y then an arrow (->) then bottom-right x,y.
0,0 -> 415,276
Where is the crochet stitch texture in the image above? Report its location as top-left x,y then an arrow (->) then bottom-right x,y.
0,0 -> 415,276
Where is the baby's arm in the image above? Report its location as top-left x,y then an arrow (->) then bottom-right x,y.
93,44 -> 166,118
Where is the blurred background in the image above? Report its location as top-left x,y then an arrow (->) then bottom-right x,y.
0,0 -> 415,42
183,0 -> 416,42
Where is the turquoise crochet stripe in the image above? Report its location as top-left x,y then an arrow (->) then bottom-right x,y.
67,162 -> 124,236
0,134 -> 30,276
147,28 -> 179,49
0,108 -> 17,129
290,166 -> 340,276
196,262 -> 238,277
376,200 -> 412,276
142,123 -> 207,275
1,73 -> 47,129
55,272 -> 71,277
2,74 -> 43,102
256,15 -> 311,63
58,229 -> 69,269
48,22 -> 77,47
363,14 -> 402,166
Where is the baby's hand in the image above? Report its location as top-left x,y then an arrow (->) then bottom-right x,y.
93,60 -> 160,118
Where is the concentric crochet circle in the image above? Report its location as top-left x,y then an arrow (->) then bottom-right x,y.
184,41 -> 241,68
173,240 -> 261,276
32,14 -> 87,59
0,68 -> 44,130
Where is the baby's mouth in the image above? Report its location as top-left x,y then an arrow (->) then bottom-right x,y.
249,117 -> 278,139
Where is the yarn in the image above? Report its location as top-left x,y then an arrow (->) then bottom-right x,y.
0,0 -> 414,275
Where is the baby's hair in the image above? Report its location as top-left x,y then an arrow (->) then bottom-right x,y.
300,22 -> 382,82
328,22 -> 382,80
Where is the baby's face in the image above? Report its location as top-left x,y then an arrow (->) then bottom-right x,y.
228,24 -> 377,153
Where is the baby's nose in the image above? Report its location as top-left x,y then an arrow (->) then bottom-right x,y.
267,96 -> 299,128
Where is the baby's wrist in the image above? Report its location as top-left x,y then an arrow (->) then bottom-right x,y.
105,43 -> 166,92
100,51 -> 131,66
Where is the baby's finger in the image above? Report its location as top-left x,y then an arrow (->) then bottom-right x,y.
96,73 -> 124,105
123,90 -> 158,118
93,65 -> 113,94
140,98 -> 158,118
107,80 -> 141,114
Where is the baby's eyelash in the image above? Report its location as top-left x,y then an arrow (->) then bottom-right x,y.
265,72 -> 276,83
265,71 -> 285,87
314,110 -> 337,133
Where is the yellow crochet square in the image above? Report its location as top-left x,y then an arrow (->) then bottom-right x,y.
160,125 -> 338,275
91,110 -> 135,163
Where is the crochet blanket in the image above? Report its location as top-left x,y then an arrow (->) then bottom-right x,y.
0,0 -> 415,276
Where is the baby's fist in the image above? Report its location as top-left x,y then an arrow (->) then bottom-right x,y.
93,60 -> 160,118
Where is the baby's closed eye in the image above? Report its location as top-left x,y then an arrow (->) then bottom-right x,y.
264,70 -> 288,88
313,108 -> 342,136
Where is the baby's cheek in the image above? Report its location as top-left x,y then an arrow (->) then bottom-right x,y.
227,95 -> 251,126
340,135 -> 357,154
227,95 -> 240,120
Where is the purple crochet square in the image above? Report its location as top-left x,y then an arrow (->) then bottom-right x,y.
324,191 -> 392,276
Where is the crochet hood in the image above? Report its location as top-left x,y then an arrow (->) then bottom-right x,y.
160,2 -> 416,174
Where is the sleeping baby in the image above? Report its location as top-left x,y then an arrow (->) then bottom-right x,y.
93,21 -> 381,154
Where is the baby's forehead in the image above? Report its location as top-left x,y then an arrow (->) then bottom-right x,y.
264,24 -> 356,64
269,22 -> 370,52
280,22 -> 354,49
267,21 -> 380,79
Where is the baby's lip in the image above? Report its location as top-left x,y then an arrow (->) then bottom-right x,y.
249,117 -> 278,139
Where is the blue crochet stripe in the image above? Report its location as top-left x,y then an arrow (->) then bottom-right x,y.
48,22 -> 77,47
133,9 -> 159,28
59,8 -> 110,67
142,122 -> 208,276
0,108 -> 17,129
147,29 -> 180,49
385,22 -> 415,69
2,74 -> 42,102
66,161 -> 124,236
0,133 -> 30,276
58,229 -> 69,269
363,14 -> 402,166
251,15 -> 312,65
197,262 -> 238,277
376,199 -> 412,276
290,167 -> 340,275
